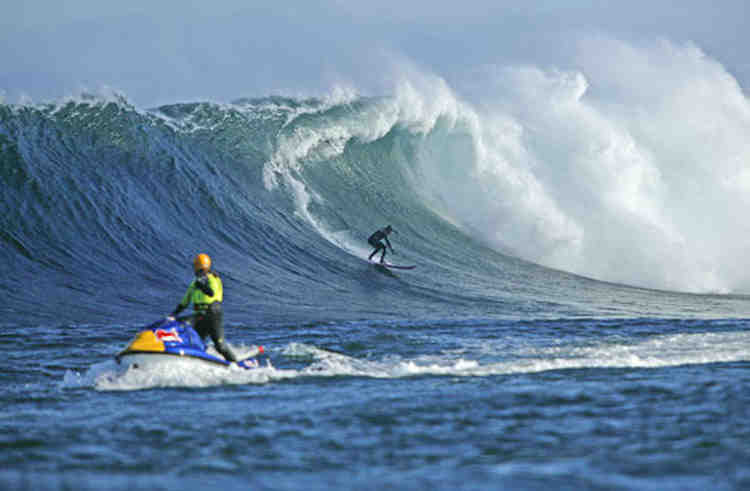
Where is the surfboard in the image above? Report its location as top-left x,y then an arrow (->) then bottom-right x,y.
368,259 -> 416,270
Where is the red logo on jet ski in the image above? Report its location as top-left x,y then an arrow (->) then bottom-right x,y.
155,328 -> 183,343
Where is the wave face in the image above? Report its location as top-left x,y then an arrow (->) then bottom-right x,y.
2,41 -> 750,325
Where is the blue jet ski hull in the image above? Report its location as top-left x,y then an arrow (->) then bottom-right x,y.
116,317 -> 264,370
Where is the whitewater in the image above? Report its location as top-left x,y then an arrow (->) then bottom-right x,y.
2,39 -> 750,490
262,38 -> 750,295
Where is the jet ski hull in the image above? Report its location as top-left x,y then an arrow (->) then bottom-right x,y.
116,318 -> 264,370
116,352 -> 261,370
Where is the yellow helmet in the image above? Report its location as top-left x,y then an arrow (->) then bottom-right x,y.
193,253 -> 211,272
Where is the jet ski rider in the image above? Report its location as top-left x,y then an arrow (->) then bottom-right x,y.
169,253 -> 237,362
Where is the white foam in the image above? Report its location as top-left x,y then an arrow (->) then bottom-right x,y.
433,38 -> 750,293
62,330 -> 750,390
287,331 -> 750,379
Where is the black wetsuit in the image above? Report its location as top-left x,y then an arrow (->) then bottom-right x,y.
368,229 -> 392,262
194,302 -> 235,362
172,272 -> 237,362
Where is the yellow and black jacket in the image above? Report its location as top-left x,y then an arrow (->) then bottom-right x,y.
173,271 -> 223,315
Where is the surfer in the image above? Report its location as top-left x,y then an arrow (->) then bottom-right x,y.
169,253 -> 237,362
368,225 -> 395,263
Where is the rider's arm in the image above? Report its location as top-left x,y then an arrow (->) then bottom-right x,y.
171,283 -> 195,316
195,273 -> 214,296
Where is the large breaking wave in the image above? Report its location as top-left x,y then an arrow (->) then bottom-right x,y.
2,37 -> 749,327
261,38 -> 750,294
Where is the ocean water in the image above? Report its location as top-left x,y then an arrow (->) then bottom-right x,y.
2,85 -> 750,491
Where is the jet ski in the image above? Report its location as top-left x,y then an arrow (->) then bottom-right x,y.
116,317 -> 265,370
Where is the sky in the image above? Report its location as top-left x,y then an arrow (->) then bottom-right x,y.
2,0 -> 748,107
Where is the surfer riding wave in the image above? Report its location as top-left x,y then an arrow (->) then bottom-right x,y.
368,225 -> 394,264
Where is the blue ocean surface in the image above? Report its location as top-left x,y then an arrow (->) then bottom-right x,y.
1,95 -> 749,490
